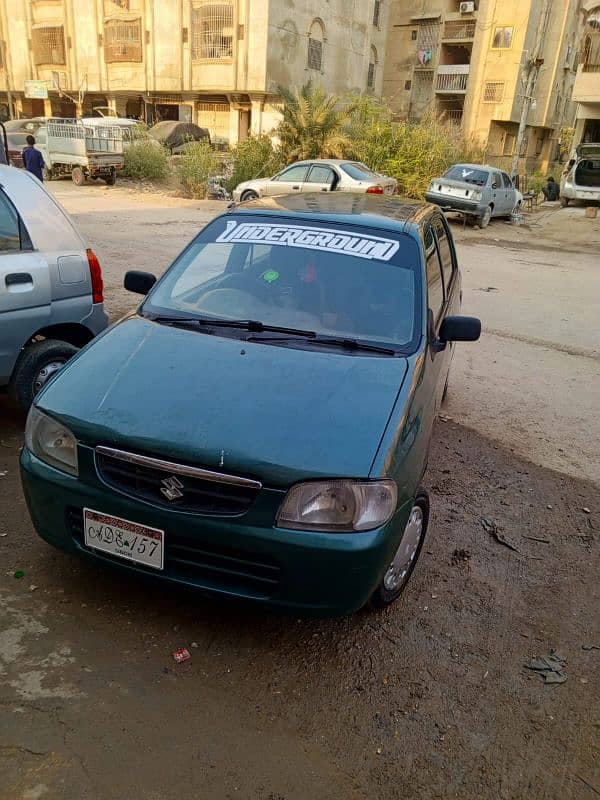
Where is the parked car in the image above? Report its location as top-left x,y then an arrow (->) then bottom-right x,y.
148,121 -> 211,154
0,165 -> 107,409
81,115 -> 140,148
3,118 -> 47,167
560,143 -> 600,206
232,160 -> 398,202
20,192 -> 480,616
425,164 -> 523,228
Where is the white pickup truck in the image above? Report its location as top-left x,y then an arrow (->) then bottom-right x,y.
35,118 -> 124,186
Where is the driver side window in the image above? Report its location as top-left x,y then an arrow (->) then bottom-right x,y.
274,165 -> 309,183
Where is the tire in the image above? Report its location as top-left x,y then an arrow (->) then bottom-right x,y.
42,166 -> 55,181
368,489 -> 430,610
241,190 -> 259,202
478,205 -> 493,228
72,167 -> 85,186
105,170 -> 116,186
8,339 -> 79,411
560,196 -> 569,208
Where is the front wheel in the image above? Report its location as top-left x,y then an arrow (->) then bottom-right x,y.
241,190 -> 259,202
72,166 -> 85,186
368,490 -> 430,610
560,196 -> 569,208
8,339 -> 79,411
42,166 -> 55,181
478,205 -> 493,228
104,169 -> 116,186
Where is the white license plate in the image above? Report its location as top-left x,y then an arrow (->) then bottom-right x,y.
83,508 -> 164,570
440,186 -> 470,198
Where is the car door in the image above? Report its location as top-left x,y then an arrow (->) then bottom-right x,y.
490,170 -> 506,215
501,172 -> 517,212
262,164 -> 310,197
301,164 -> 338,193
0,188 -> 51,384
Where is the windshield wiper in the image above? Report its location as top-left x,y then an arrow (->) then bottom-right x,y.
149,315 -> 317,337
248,332 -> 398,356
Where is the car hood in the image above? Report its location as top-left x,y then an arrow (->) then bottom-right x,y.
37,316 -> 409,486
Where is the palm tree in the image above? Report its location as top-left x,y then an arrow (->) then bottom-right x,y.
277,82 -> 354,162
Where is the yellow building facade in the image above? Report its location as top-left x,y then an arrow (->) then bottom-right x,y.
0,0 -> 388,144
383,0 -> 582,173
572,1 -> 600,145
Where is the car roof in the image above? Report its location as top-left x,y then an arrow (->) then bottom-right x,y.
228,192 -> 438,235
289,159 -> 369,166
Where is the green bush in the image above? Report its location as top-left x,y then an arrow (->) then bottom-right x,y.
123,139 -> 169,180
347,97 -> 483,199
226,135 -> 284,194
177,141 -> 219,198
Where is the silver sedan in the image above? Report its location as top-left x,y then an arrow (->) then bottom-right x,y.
232,159 -> 397,202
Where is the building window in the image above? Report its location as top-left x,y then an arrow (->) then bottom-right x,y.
104,19 -> 142,63
32,26 -> 66,65
492,26 -> 513,49
191,1 -> 234,61
373,0 -> 381,28
411,30 -> 417,41
367,45 -> 378,89
483,81 -> 504,102
307,19 -> 325,71
581,8 -> 600,72
405,80 -> 412,90
502,134 -> 515,155
105,0 -> 130,9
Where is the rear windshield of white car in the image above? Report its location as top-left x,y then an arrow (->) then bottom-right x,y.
143,214 -> 423,352
444,166 -> 489,186
340,163 -> 381,181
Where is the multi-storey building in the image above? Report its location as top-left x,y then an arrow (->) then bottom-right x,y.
383,0 -> 582,172
0,0 -> 387,144
572,1 -> 600,146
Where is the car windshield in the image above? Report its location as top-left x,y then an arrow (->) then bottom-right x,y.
444,166 -> 489,186
143,215 -> 421,350
341,162 -> 381,180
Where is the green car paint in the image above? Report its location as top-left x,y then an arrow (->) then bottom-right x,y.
20,193 -> 476,616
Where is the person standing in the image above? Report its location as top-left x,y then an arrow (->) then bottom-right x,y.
22,135 -> 45,182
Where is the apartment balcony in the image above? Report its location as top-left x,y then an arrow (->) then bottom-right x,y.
436,65 -> 469,93
442,19 -> 476,43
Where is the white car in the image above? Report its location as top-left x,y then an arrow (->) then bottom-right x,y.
233,159 -> 397,202
560,144 -> 600,206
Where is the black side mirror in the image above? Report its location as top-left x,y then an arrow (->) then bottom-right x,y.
439,315 -> 481,343
124,270 -> 156,295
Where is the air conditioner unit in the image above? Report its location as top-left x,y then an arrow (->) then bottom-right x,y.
460,2 -> 475,13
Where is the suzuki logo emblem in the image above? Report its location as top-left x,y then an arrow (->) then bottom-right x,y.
160,475 -> 184,501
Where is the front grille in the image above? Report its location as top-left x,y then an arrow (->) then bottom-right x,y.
67,507 -> 280,598
95,447 -> 260,516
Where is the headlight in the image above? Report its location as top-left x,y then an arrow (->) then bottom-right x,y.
471,190 -> 482,201
25,407 -> 79,476
277,480 -> 397,532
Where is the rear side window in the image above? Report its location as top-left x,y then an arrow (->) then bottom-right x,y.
306,165 -> 336,184
502,172 -> 513,188
432,217 -> 454,293
425,225 -> 443,320
0,192 -> 22,253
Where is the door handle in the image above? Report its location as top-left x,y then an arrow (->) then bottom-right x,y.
292,185 -> 300,190
5,273 -> 32,286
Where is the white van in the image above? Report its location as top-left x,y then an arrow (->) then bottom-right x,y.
560,144 -> 600,206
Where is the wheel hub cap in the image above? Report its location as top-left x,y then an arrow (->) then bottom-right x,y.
33,360 -> 65,394
383,506 -> 424,592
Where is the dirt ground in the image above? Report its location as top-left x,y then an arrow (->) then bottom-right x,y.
1,182 -> 599,799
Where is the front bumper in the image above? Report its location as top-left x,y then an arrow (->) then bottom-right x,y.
20,447 -> 412,617
425,192 -> 482,215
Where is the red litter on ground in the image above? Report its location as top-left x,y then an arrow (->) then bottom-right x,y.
172,647 -> 191,664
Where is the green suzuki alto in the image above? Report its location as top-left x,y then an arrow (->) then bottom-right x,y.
20,194 -> 480,616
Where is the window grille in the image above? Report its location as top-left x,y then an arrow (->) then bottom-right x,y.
483,81 -> 504,102
104,19 -> 142,63
191,2 -> 234,60
373,0 -> 381,27
307,19 -> 324,71
32,27 -> 66,65
492,26 -> 513,49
